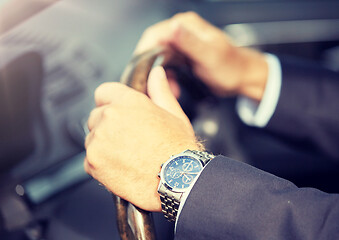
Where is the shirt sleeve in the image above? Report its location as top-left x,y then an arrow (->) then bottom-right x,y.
236,53 -> 282,128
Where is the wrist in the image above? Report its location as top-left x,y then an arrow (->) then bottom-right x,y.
238,48 -> 268,102
158,140 -> 204,167
153,140 -> 203,207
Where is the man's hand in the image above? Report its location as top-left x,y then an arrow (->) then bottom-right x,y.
135,12 -> 268,101
84,67 -> 201,212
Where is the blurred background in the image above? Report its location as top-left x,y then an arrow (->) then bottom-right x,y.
0,0 -> 339,239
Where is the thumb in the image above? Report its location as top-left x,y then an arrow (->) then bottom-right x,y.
147,66 -> 189,124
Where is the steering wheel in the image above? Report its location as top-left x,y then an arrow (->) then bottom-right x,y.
115,46 -> 210,240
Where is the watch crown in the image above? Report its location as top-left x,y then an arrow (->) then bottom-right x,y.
157,173 -> 160,178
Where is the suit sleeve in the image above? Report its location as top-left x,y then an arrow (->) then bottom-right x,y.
266,57 -> 339,159
175,156 -> 339,240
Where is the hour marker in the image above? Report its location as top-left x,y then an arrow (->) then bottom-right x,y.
194,165 -> 199,168
169,179 -> 173,183
182,185 -> 184,188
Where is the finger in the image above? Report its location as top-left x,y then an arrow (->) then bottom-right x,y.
84,130 -> 94,149
169,12 -> 231,64
94,82 -> 131,107
165,69 -> 181,99
134,20 -> 173,55
169,18 -> 211,64
147,66 -> 189,124
168,76 -> 181,99
84,157 -> 93,174
172,12 -> 214,38
87,105 -> 107,131
134,12 -> 213,56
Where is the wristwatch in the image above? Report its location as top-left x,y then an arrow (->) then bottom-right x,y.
157,149 -> 215,222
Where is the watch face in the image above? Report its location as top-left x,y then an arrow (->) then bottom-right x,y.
162,156 -> 203,192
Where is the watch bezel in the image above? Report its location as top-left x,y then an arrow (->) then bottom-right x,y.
159,153 -> 204,193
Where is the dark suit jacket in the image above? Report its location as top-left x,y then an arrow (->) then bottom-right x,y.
267,56 -> 339,159
175,57 -> 339,239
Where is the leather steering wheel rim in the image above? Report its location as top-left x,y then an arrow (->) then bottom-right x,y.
115,46 -> 174,240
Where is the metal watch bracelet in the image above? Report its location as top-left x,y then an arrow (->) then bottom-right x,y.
158,150 -> 215,222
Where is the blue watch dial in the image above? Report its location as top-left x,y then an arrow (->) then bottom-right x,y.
163,156 -> 203,191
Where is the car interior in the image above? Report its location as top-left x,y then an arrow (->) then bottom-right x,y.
1,0 -> 339,239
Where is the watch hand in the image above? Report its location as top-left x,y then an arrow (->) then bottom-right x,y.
182,171 -> 199,175
183,161 -> 193,171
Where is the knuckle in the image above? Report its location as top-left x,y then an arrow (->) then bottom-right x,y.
94,82 -> 110,103
91,129 -> 102,141
143,26 -> 154,37
84,133 -> 91,149
172,12 -> 184,22
102,107 -> 115,119
94,82 -> 127,105
119,88 -> 140,105
88,108 -> 96,118
88,108 -> 97,125
172,11 -> 198,22
86,129 -> 103,149
185,11 -> 199,18
83,158 -> 92,173
86,145 -> 99,168
114,83 -> 129,94
95,82 -> 110,95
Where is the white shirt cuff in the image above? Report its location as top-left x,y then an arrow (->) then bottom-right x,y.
236,53 -> 282,128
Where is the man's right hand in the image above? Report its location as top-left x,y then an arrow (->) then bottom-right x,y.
134,12 -> 268,102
